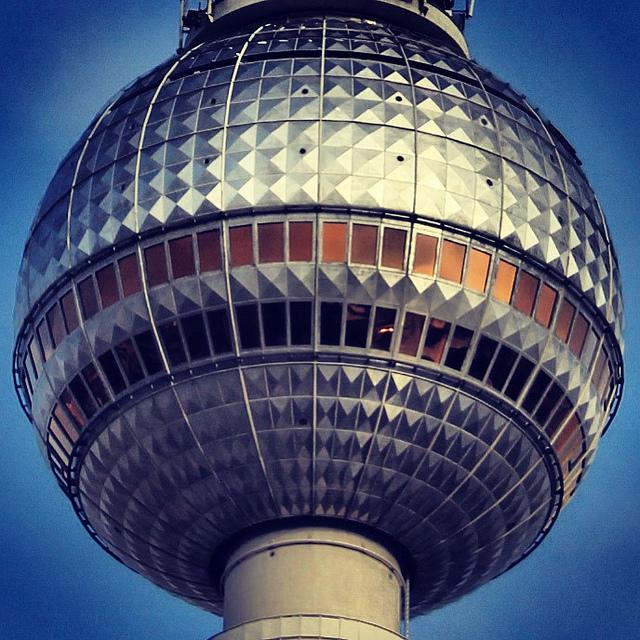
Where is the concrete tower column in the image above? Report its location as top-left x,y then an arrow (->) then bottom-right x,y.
214,526 -> 406,640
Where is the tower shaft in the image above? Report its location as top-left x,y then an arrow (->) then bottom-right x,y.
215,527 -> 405,639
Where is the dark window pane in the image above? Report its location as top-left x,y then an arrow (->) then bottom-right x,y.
46,304 -> 66,348
60,290 -> 80,332
534,382 -> 563,426
290,301 -> 312,345
37,320 -> 54,360
98,350 -> 127,395
399,312 -> 425,356
320,302 -> 342,345
28,338 -> 43,376
445,326 -> 474,371
261,302 -> 287,346
68,374 -> 97,419
522,370 -> 551,413
180,314 -> 211,360
169,235 -> 196,278
229,225 -> 254,267
289,222 -> 313,261
569,313 -> 589,357
513,271 -> 540,316
207,309 -> 233,354
95,263 -> 120,308
422,318 -> 451,364
351,224 -> 378,265
504,357 -> 535,401
236,304 -> 261,349
61,388 -> 87,428
381,228 -> 406,270
439,240 -> 466,283
81,363 -> 109,407
487,345 -> 518,391
53,404 -> 80,442
345,304 -> 371,347
554,299 -> 575,342
371,307 -> 396,351
465,249 -> 491,292
197,229 -> 222,272
134,330 -> 164,374
534,283 -> 557,328
118,254 -> 142,297
322,222 -> 347,263
546,397 -> 573,438
258,223 -> 284,263
469,336 -> 498,380
413,234 -> 437,276
158,321 -> 188,367
78,276 -> 100,319
492,260 -> 517,304
115,338 -> 146,383
144,243 -> 169,286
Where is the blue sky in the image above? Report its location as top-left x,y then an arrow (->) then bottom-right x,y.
0,2 -> 638,638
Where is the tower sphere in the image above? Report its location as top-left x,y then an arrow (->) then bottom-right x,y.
13,0 -> 624,630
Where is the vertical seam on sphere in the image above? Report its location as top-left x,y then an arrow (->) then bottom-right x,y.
316,17 -> 328,205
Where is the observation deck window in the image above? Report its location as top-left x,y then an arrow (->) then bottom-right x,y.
258,223 -> 285,263
492,260 -> 517,304
134,330 -> 164,374
322,222 -> 347,263
399,312 -> 425,356
487,344 -> 518,391
197,229 -> 222,272
78,276 -> 100,320
115,338 -> 146,383
181,313 -> 211,360
98,351 -> 127,395
439,240 -> 466,284
465,248 -> 491,292
158,321 -> 188,367
534,382 -> 563,426
445,326 -> 473,371
381,228 -> 406,270
522,370 -> 551,414
320,302 -> 342,345
413,234 -> 437,276
230,226 -> 254,267
422,318 -> 451,364
207,309 -> 233,354
236,304 -> 261,349
371,307 -> 396,351
61,388 -> 86,428
37,319 -> 54,361
144,243 -> 169,286
46,304 -> 66,348
345,304 -> 371,347
261,302 -> 287,346
504,357 -> 535,401
28,338 -> 43,378
169,236 -> 196,279
351,224 -> 378,265
513,271 -> 539,316
53,404 -> 79,442
290,301 -> 312,345
118,254 -> 143,296
534,283 -> 557,328
69,374 -> 97,420
468,336 -> 498,381
554,299 -> 575,343
96,264 -> 120,308
289,222 -> 313,261
569,313 -> 588,357
60,290 -> 79,332
81,363 -> 109,407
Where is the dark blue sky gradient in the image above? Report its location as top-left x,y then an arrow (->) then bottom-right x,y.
1,2 -> 638,638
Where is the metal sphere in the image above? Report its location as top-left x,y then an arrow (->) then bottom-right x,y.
13,11 -> 623,618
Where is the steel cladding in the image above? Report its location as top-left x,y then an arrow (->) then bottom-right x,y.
13,7 -> 623,619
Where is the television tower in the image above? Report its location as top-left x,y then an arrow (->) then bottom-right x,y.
13,1 -> 623,638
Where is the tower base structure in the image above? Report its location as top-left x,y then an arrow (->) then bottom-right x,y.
214,526 -> 406,640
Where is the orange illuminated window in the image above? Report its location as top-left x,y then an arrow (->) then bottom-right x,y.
492,260 -> 517,303
399,312 -> 425,356
289,222 -> 313,261
569,313 -> 589,357
229,225 -> 254,267
554,299 -> 575,342
169,236 -> 196,278
534,283 -> 557,328
439,240 -> 466,283
96,263 -> 120,308
422,318 -> 451,364
118,254 -> 142,297
381,228 -> 406,269
513,271 -> 540,316
465,249 -> 491,292
258,222 -> 284,263
322,222 -> 347,263
413,234 -> 438,276
197,229 -> 222,272
60,290 -> 79,333
351,224 -> 378,265
144,243 -> 169,286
